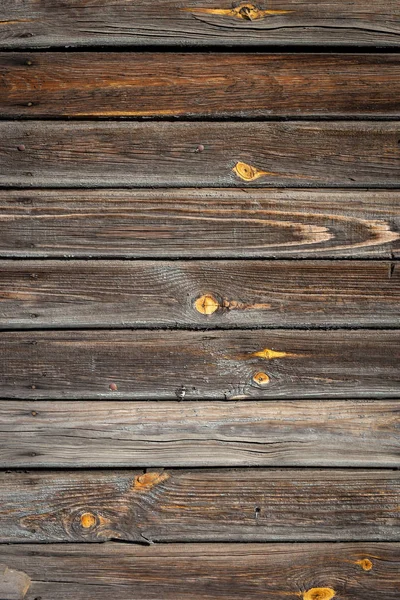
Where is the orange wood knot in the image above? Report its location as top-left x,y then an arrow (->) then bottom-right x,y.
80,512 -> 97,529
251,348 -> 297,360
186,4 -> 290,20
233,161 -> 273,182
253,372 -> 270,386
357,558 -> 373,571
194,294 -> 219,315
303,588 -> 336,600
109,382 -> 118,391
134,472 -> 170,492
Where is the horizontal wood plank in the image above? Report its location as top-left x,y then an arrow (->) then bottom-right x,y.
1,543 -> 399,600
3,53 -> 400,118
2,121 -> 400,188
1,469 -> 399,543
1,329 -> 399,399
1,400 -> 398,468
1,0 -> 400,47
1,260 -> 399,328
1,189 -> 399,258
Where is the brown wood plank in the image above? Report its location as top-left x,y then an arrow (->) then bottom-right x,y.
1,543 -> 399,600
1,400 -> 398,468
1,329 -> 399,399
2,121 -> 400,188
1,469 -> 399,543
1,1 -> 400,48
2,53 -> 400,118
1,189 -> 399,258
1,260 -> 399,329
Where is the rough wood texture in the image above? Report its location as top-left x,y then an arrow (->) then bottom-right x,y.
0,543 -> 399,600
1,400 -> 398,468
1,260 -> 399,329
1,189 -> 399,258
3,53 -> 400,118
1,469 -> 399,543
3,121 -> 400,188
1,329 -> 399,399
1,1 -> 400,48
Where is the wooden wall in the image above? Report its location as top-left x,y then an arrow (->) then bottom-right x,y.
0,1 -> 399,599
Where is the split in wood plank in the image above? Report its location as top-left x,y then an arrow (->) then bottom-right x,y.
2,121 -> 400,188
1,0 -> 400,47
1,189 -> 399,258
1,400 -> 398,468
2,53 -> 400,118
1,469 -> 399,543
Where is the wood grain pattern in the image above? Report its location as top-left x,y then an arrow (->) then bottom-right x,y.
1,260 -> 399,328
1,189 -> 399,258
3,121 -> 400,188
0,543 -> 399,600
1,400 -> 398,468
1,469 -> 399,543
1,329 -> 399,400
2,53 -> 400,118
1,0 -> 400,48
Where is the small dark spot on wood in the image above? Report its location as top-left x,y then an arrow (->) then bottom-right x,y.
176,385 -> 186,400
31,411 -> 37,417
31,385 -> 36,390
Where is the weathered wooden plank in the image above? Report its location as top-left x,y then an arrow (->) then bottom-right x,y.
3,122 -> 400,188
1,400 -> 398,468
1,543 -> 399,600
1,329 -> 399,399
3,53 -> 400,118
1,0 -> 400,48
1,260 -> 399,329
1,189 -> 399,258
1,469 -> 399,542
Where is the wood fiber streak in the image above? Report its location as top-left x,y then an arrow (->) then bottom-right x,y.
2,53 -> 400,118
1,260 -> 399,328
0,543 -> 399,600
1,470 -> 399,543
1,329 -> 399,399
1,400 -> 398,468
2,122 -> 400,188
0,0 -> 400,47
1,189 -> 399,258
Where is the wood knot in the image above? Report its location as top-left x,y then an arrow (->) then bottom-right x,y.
303,588 -> 336,600
233,161 -> 271,182
134,472 -> 169,492
357,558 -> 373,571
253,372 -> 270,386
80,512 -> 96,529
195,294 -> 219,315
186,4 -> 290,20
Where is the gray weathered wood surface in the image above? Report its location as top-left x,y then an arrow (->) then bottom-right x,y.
0,260 -> 399,329
1,189 -> 399,258
2,121 -> 400,188
1,469 -> 398,543
0,543 -> 398,600
1,400 -> 398,468
1,329 -> 399,399
1,0 -> 400,48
